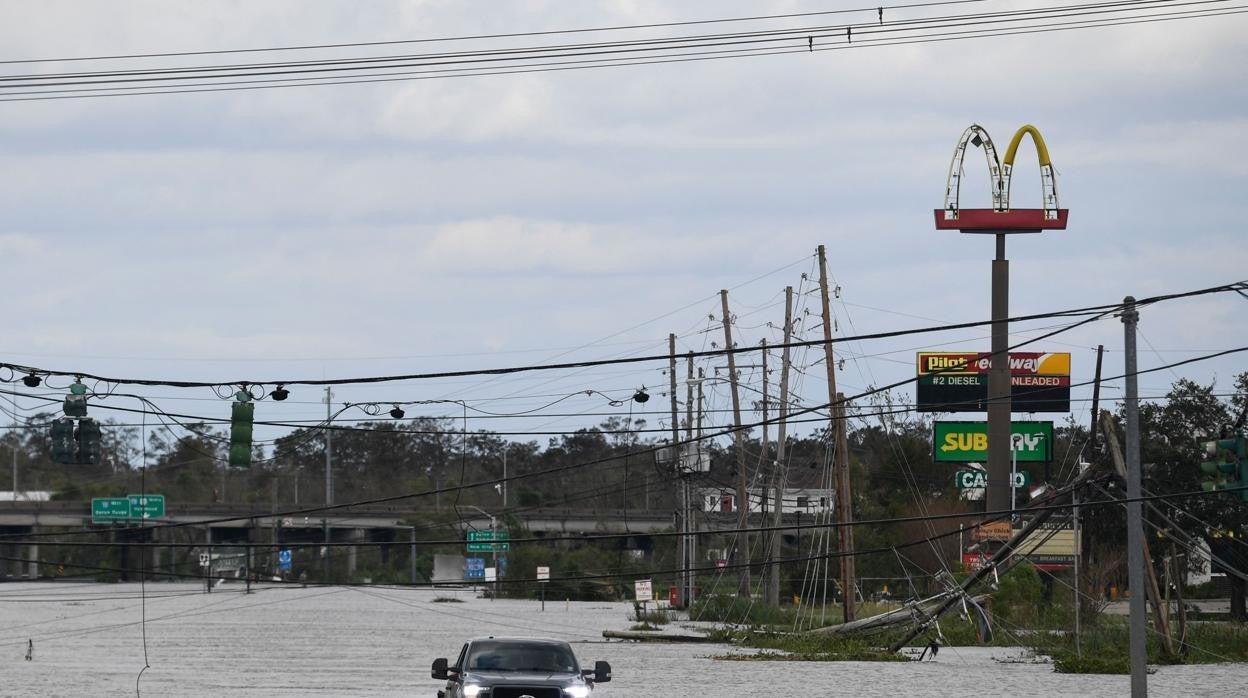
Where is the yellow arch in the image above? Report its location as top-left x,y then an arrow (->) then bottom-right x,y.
1003,124 -> 1051,168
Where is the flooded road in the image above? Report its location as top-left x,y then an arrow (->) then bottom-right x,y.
0,582 -> 1244,696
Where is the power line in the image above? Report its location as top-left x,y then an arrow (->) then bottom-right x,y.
3,281 -> 1240,389
0,0 -> 989,65
1,1 -> 1239,102
0,1 -> 1178,86
6,336 -> 1242,542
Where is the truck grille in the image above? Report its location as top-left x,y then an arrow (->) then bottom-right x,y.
490,687 -> 563,698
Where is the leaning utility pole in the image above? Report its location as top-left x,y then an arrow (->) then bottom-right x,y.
1122,296 -> 1148,697
817,245 -> 856,622
768,286 -> 794,606
721,289 -> 751,598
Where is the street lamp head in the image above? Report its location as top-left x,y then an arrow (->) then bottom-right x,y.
632,388 -> 650,404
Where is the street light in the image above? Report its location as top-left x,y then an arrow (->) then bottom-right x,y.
1010,433 -> 1023,518
460,505 -> 499,601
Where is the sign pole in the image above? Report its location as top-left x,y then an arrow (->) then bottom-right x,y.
1010,434 -> 1019,517
987,233 -> 1012,515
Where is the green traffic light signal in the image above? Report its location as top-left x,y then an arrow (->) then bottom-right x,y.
1202,430 -> 1248,500
50,418 -> 76,465
229,400 -> 255,468
76,418 -> 103,465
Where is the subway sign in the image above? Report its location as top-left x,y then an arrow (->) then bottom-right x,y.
916,351 -> 1071,412
935,421 -> 1053,462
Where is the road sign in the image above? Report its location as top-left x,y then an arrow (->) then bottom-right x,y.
485,567 -> 497,583
127,494 -> 166,519
537,566 -> 550,582
198,553 -> 210,567
91,497 -> 131,523
955,470 -> 1030,490
634,579 -> 652,602
278,549 -> 293,571
465,558 -> 486,580
466,529 -> 509,552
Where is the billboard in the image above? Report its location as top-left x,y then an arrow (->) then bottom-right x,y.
916,352 -> 1071,412
935,421 -> 1053,463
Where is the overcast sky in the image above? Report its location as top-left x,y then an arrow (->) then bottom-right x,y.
1,1 -> 1245,454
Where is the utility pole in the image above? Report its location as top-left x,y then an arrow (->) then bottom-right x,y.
759,340 -> 770,603
686,352 -> 697,607
323,387 -> 333,583
768,286 -> 794,606
1076,343 -> 1105,658
987,235 -> 1013,516
1122,296 -> 1148,697
817,245 -> 856,622
720,290 -> 751,598
668,334 -> 686,608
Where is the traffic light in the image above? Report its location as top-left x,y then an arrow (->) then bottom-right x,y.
1202,430 -> 1248,500
229,397 -> 255,468
50,418 -> 76,464
76,418 -> 103,465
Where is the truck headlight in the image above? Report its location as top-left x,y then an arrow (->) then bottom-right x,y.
565,686 -> 590,698
463,685 -> 484,697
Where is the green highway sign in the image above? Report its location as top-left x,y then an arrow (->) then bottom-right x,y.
955,470 -> 1031,490
127,494 -> 165,519
466,529 -> 509,553
91,497 -> 131,523
934,421 -> 1053,463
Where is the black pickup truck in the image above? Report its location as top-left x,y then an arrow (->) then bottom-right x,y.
432,637 -> 612,698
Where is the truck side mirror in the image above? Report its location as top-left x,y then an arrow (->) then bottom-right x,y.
431,657 -> 449,680
594,660 -> 612,683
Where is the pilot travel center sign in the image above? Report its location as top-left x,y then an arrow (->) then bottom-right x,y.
935,421 -> 1053,463
916,352 -> 1071,412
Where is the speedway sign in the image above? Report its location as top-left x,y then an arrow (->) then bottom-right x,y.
916,352 -> 1071,413
935,421 -> 1053,463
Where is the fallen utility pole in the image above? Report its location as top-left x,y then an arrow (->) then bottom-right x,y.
887,466 -> 1102,653
720,290 -> 751,598
817,245 -> 856,621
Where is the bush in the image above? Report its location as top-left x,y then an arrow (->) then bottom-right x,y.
689,594 -> 794,627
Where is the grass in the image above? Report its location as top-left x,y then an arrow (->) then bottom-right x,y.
432,596 -> 464,603
716,631 -> 909,662
689,594 -> 901,629
1028,619 -> 1248,674
633,608 -> 672,626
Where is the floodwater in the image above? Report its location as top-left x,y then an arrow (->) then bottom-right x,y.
0,582 -> 1244,697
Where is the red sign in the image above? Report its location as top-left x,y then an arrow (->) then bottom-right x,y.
917,352 -> 1070,377
962,553 -> 988,572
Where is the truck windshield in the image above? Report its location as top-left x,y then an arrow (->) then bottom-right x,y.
465,641 -> 578,673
